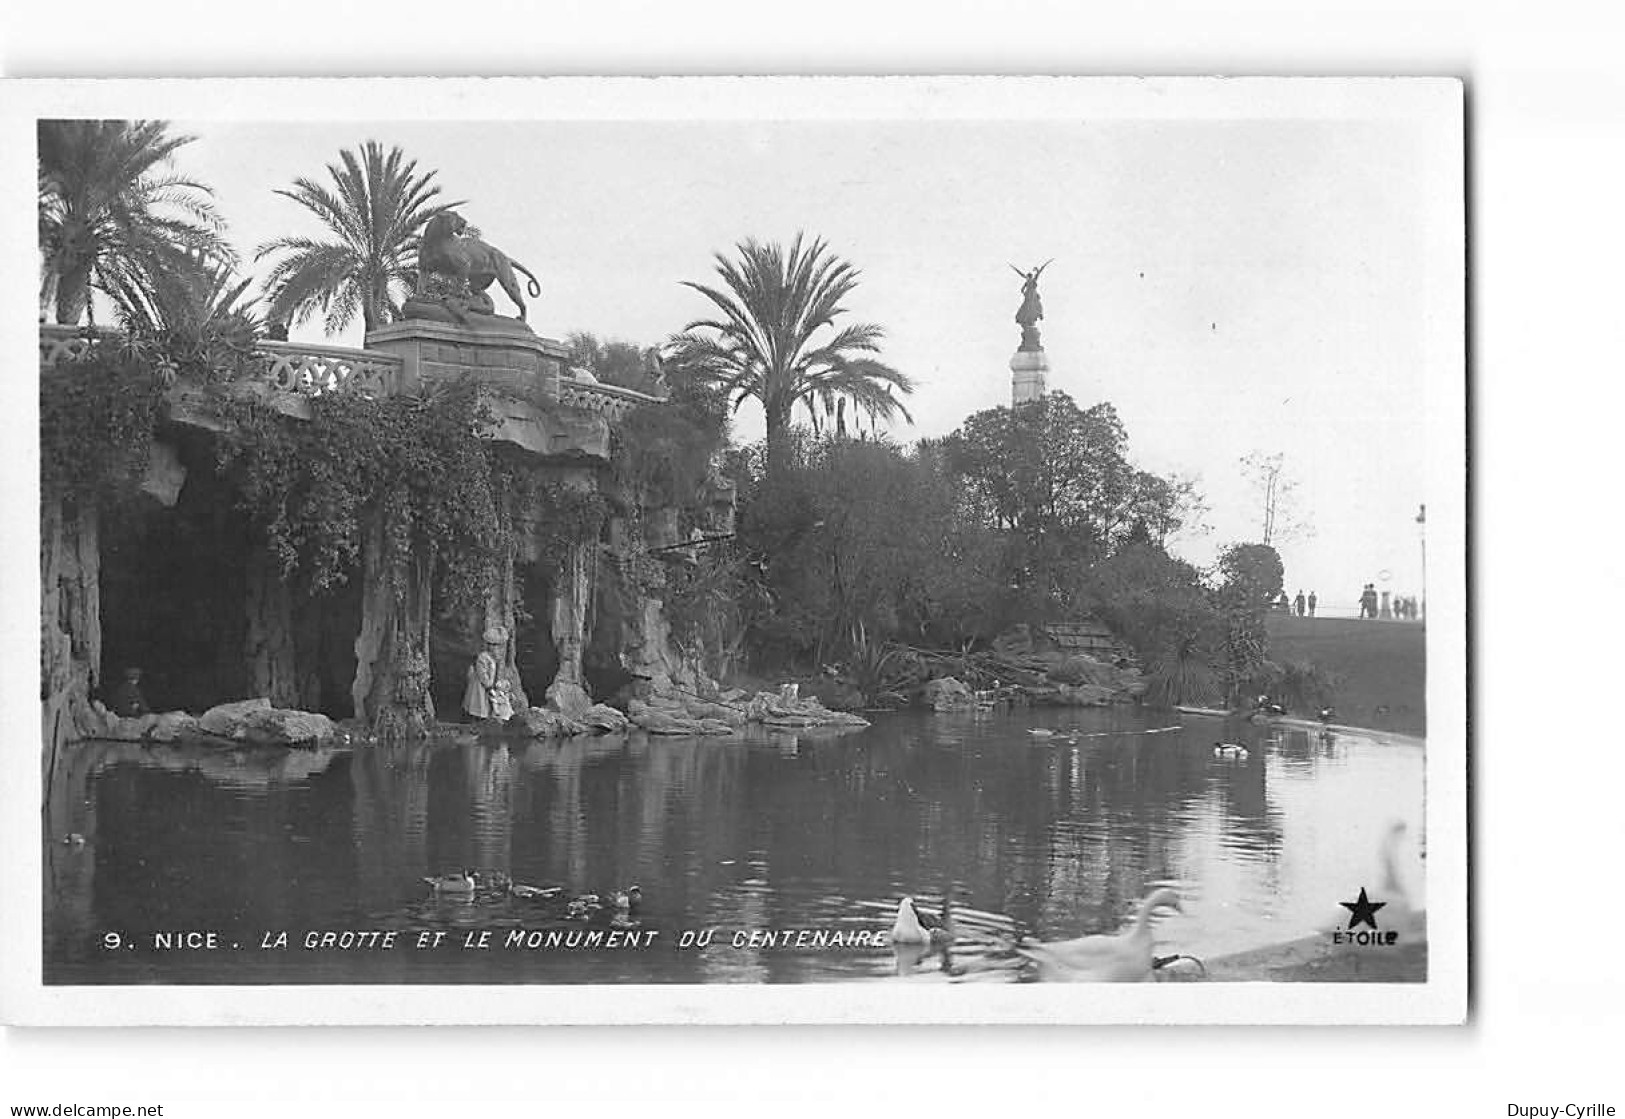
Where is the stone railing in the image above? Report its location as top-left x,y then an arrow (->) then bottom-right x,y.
559,377 -> 666,422
260,341 -> 402,397
40,326 -> 403,399
39,324 -> 124,366
42,326 -> 670,421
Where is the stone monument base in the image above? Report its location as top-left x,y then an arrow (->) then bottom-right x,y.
365,321 -> 607,460
1010,347 -> 1050,406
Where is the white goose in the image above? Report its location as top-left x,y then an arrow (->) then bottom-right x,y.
1016,887 -> 1184,982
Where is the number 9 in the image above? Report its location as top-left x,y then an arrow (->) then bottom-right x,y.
102,932 -> 122,950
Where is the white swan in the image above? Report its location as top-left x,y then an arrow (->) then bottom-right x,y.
423,870 -> 477,895
1016,887 -> 1183,982
891,896 -> 953,947
1377,821 -> 1424,930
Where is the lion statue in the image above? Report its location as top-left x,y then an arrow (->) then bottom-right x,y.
416,212 -> 542,321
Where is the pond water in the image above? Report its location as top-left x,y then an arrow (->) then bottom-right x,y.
43,708 -> 1425,984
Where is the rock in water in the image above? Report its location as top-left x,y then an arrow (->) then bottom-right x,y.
1054,683 -> 1116,707
517,706 -> 588,738
920,676 -> 974,712
580,704 -> 631,733
249,708 -> 337,745
197,698 -> 335,746
146,711 -> 201,742
198,698 -> 272,737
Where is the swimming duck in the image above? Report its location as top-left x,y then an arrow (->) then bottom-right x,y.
1015,887 -> 1184,982
508,882 -> 562,901
612,885 -> 643,913
423,870 -> 477,895
1212,742 -> 1249,759
61,833 -> 86,846
891,895 -> 954,947
1317,707 -> 1335,724
1027,728 -> 1056,738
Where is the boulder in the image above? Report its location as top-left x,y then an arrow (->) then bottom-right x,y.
1054,683 -> 1116,707
750,692 -> 871,727
1049,654 -> 1119,688
518,706 -> 588,738
628,700 -> 707,735
680,696 -> 748,727
147,711 -> 201,742
244,707 -> 336,746
920,676 -> 974,712
580,703 -> 631,733
197,699 -> 335,746
198,698 -> 272,738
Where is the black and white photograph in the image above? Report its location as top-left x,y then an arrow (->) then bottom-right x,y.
8,77 -> 1466,1029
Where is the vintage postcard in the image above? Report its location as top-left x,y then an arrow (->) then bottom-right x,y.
1,76 -> 1466,1025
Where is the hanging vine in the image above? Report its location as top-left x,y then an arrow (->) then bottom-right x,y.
215,378 -> 513,613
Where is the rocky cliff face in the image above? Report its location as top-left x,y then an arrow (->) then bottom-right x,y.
41,488 -> 101,753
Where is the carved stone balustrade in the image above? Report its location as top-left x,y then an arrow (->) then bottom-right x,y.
260,341 -> 402,397
39,324 -> 124,366
559,378 -> 665,422
41,323 -> 667,465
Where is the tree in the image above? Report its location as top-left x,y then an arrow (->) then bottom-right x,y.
1214,541 -> 1284,705
1240,450 -> 1311,545
1215,542 -> 1285,611
566,331 -> 665,395
256,142 -> 459,336
733,435 -> 1002,667
944,393 -> 1188,611
113,250 -> 260,340
667,233 -> 915,478
1083,543 -> 1224,706
37,119 -> 235,327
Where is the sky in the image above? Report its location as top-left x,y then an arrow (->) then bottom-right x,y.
168,111 -> 1450,614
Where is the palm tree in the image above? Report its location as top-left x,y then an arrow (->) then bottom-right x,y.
115,249 -> 261,337
667,234 -> 914,477
256,142 -> 460,336
37,120 -> 234,327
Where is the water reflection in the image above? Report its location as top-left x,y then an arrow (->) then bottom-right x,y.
44,710 -> 1424,984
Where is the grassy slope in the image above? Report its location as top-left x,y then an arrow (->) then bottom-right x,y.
1265,613 -> 1426,736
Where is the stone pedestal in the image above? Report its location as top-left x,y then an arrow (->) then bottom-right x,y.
366,320 -> 568,400
1010,347 -> 1049,406
365,322 -> 610,461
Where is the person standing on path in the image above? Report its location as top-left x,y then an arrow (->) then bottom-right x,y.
1307,590 -> 1317,617
463,624 -> 509,721
1293,589 -> 1306,617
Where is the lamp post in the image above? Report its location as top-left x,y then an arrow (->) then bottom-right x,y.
1415,503 -> 1426,619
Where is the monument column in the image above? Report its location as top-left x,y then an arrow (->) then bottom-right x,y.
1009,261 -> 1053,406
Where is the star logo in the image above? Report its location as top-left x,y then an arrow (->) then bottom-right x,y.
1340,887 -> 1386,930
